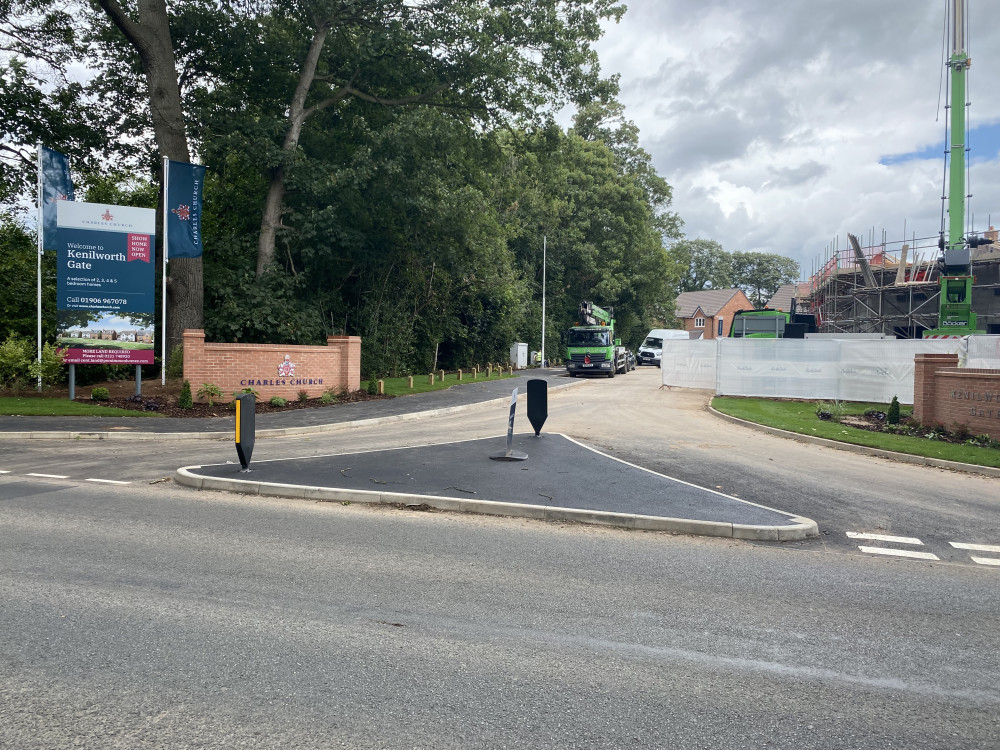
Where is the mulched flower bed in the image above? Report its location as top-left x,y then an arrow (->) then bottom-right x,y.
834,411 -> 997,448
81,390 -> 392,419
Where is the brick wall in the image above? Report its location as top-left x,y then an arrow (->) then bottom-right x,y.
182,329 -> 361,401
913,352 -> 1000,438
713,292 -> 754,339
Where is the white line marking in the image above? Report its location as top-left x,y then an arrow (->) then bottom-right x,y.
950,542 -> 1000,554
847,532 -> 923,545
85,478 -> 131,485
26,473 -> 69,479
857,546 -> 940,561
0,470 -> 10,474
971,557 -> 1000,567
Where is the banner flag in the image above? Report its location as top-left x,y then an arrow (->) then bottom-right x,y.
166,160 -> 206,258
40,146 -> 75,251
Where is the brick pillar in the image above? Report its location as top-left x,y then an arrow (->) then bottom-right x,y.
182,329 -> 206,385
328,335 -> 361,392
913,353 -> 958,425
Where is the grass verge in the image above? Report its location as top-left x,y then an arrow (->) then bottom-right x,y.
711,397 -> 1000,469
380,371 -> 516,397
0,397 -> 164,418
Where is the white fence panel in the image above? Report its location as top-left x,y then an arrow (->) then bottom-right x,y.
967,335 -> 1000,368
662,337 -> 979,403
716,339 -> 842,399
837,340 -> 960,403
659,340 -> 717,389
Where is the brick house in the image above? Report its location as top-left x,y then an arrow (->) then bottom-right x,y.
675,289 -> 754,339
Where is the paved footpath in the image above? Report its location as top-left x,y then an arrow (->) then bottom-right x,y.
0,369 -> 817,540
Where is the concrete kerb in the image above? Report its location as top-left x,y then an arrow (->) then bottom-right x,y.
0,377 -> 585,441
708,405 -> 1000,480
173,466 -> 818,541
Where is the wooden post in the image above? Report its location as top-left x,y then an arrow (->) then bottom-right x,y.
407,376 -> 413,389
377,379 -> 384,395
458,369 -> 463,381
428,373 -> 435,385
439,369 -> 445,382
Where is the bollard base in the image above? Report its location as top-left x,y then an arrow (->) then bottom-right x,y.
489,451 -> 528,461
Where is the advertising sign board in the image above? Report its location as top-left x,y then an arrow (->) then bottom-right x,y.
55,201 -> 156,365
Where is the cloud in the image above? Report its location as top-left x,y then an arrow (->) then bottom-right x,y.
594,0 -> 1000,273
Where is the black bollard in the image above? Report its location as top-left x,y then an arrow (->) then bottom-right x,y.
526,379 -> 547,436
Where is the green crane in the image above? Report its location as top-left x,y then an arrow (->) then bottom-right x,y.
924,0 -> 991,337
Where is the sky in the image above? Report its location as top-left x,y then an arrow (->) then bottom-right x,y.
592,0 -> 1000,280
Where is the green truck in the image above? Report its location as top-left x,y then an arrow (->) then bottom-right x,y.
565,302 -> 631,377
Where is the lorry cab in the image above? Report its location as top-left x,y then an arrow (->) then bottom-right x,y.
637,329 -> 688,367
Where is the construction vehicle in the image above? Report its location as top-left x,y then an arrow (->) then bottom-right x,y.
923,0 -> 992,338
565,301 -> 630,377
729,302 -> 818,339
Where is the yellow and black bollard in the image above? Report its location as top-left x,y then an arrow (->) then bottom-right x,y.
235,394 -> 256,472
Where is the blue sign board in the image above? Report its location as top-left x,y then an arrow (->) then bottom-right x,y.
55,201 -> 156,365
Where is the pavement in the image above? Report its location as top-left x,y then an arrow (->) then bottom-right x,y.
0,369 -> 818,541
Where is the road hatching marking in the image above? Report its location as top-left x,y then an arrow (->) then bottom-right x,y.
857,546 -> 939,561
950,542 -> 1000,554
847,532 -> 922,545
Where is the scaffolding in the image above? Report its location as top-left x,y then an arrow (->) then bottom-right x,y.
803,226 -> 1000,338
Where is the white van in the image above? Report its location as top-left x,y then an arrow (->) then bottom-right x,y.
636,329 -> 688,367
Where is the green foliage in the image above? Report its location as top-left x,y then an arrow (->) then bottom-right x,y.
269,396 -> 287,407
166,345 -> 184,380
887,396 -> 900,425
367,374 -> 378,396
90,387 -> 110,401
178,380 -> 193,409
234,386 -> 260,399
669,239 -> 732,295
0,334 -> 34,389
0,216 -> 58,342
319,391 -> 335,405
730,251 -> 800,309
28,342 -> 65,387
197,383 -> 223,406
297,389 -> 309,402
815,401 -> 846,422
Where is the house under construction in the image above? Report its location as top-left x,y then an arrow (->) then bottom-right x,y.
799,226 -> 1000,338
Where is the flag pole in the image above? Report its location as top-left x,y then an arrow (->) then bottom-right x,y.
36,143 -> 44,391
161,156 -> 169,386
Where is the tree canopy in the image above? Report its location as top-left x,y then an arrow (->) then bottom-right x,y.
1,0 -> 697,375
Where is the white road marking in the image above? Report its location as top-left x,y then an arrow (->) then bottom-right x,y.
847,532 -> 923,545
949,542 -> 1000,554
857,546 -> 940,561
0,470 -> 10,474
85,478 -> 131,485
971,557 -> 1000,567
26,473 -> 69,479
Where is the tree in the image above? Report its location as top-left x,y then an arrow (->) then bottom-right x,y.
668,239 -> 732,294
730,251 -> 799,308
94,0 -> 200,361
247,0 -> 626,278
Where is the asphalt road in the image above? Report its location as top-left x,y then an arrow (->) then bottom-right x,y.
1,367 -> 998,748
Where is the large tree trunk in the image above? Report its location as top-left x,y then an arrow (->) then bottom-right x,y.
256,22 -> 330,277
97,0 -> 202,363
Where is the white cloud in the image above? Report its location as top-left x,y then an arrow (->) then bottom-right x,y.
595,0 -> 1000,275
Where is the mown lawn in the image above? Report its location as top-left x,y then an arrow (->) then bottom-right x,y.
711,396 -> 1000,469
380,370 -> 516,397
0,397 -> 163,418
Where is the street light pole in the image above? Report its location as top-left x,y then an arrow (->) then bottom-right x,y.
541,236 -> 546,367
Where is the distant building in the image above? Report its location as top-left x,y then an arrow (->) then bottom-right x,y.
674,289 -> 754,339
